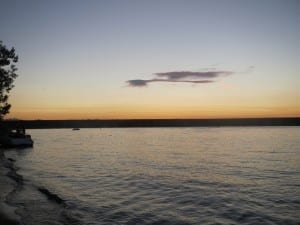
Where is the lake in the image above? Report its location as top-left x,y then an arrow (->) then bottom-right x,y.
4,127 -> 300,225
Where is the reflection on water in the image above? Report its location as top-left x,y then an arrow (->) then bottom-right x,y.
5,127 -> 300,225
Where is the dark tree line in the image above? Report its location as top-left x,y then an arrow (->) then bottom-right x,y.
0,41 -> 18,120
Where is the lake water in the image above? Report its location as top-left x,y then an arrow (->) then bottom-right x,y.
4,127 -> 300,225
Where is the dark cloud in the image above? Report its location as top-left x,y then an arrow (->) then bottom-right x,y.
126,69 -> 235,87
126,79 -> 150,87
155,71 -> 233,80
127,78 -> 214,87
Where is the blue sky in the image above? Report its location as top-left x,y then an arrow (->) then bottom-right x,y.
0,0 -> 299,119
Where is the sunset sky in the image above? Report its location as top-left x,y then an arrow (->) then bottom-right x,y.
1,0 -> 299,119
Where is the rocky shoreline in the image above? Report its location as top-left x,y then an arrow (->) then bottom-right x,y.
0,149 -> 22,225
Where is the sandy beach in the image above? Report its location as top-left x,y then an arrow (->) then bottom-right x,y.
0,150 -> 21,225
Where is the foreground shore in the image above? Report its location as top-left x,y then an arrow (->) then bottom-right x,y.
0,150 -> 21,225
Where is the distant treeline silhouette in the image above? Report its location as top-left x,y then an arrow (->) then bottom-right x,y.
2,118 -> 300,129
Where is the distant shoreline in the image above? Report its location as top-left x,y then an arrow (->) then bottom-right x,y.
2,118 -> 300,129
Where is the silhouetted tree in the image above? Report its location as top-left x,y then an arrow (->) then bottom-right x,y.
0,41 -> 18,120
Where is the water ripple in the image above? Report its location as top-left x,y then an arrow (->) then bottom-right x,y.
4,127 -> 300,225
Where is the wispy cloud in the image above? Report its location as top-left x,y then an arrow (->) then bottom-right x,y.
127,79 -> 214,87
155,71 -> 233,80
126,69 -> 234,87
127,79 -> 150,87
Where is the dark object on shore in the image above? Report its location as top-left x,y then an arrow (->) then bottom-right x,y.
72,128 -> 80,131
0,128 -> 33,148
7,158 -> 16,162
38,187 -> 65,205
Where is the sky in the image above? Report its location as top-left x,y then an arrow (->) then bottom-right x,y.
0,0 -> 299,119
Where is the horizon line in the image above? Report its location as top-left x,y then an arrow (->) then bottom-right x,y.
3,116 -> 300,121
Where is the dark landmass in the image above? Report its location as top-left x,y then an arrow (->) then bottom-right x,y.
2,118 -> 300,129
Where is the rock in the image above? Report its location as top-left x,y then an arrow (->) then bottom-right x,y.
38,187 -> 65,205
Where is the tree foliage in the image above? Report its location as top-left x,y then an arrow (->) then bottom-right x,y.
0,41 -> 18,120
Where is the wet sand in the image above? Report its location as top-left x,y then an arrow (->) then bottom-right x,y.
0,215 -> 19,225
0,150 -> 21,225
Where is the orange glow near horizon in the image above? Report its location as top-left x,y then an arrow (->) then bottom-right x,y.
7,79 -> 300,120
7,104 -> 300,120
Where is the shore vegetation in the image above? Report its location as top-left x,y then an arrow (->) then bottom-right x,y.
0,41 -> 18,120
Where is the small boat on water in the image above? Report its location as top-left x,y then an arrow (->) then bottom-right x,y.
72,128 -> 80,131
0,128 -> 34,147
